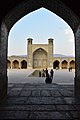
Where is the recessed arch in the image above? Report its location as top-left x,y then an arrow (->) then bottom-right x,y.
61,60 -> 68,69
33,48 -> 47,68
21,60 -> 27,69
12,60 -> 19,69
69,60 -> 75,69
53,60 -> 60,69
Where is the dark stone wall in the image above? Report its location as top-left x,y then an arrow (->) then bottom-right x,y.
75,25 -> 80,96
3,0 -> 79,32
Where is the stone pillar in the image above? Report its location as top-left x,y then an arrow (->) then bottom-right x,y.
27,38 -> 33,69
59,61 -> 62,69
19,62 -> 21,69
67,61 -> 70,69
75,25 -> 80,97
0,23 -> 8,99
48,38 -> 54,69
11,61 -> 13,69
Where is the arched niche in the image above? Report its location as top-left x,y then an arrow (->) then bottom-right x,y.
69,60 -> 75,69
53,60 -> 60,69
21,60 -> 27,69
61,60 -> 68,69
33,48 -> 48,68
12,60 -> 19,69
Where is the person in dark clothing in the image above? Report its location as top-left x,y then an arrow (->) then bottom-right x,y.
45,68 -> 48,77
42,69 -> 45,77
50,69 -> 54,80
45,73 -> 52,83
39,70 -> 41,77
68,67 -> 72,72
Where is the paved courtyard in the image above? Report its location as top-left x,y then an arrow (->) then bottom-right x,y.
0,69 -> 79,120
7,69 -> 75,84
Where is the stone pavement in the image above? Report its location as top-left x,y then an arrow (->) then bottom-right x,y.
7,69 -> 75,84
0,83 -> 80,119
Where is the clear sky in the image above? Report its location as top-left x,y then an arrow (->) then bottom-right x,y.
8,7 -> 75,56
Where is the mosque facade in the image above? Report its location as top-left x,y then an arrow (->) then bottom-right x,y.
7,38 -> 75,69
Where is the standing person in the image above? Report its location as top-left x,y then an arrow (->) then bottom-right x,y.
45,68 -> 48,77
45,73 -> 52,83
68,67 -> 70,72
39,70 -> 41,77
50,69 -> 54,80
71,67 -> 72,71
42,69 -> 45,77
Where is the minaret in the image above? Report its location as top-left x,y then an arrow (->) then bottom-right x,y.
48,38 -> 54,69
27,38 -> 33,69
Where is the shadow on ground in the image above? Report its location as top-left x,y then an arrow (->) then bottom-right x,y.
28,70 -> 40,77
0,83 -> 80,119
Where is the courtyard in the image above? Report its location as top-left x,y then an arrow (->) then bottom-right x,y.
0,69 -> 80,119
7,69 -> 75,85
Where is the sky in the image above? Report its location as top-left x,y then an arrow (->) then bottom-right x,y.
8,7 -> 75,56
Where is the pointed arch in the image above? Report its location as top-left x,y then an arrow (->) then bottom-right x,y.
53,60 -> 60,69
61,60 -> 68,69
0,0 -> 80,98
33,48 -> 48,68
69,60 -> 75,69
12,60 -> 19,69
21,60 -> 27,69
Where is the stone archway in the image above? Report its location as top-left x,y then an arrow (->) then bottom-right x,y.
53,60 -> 60,69
61,60 -> 68,69
69,60 -> 75,69
21,60 -> 27,69
0,0 -> 80,98
12,60 -> 19,69
33,48 -> 48,69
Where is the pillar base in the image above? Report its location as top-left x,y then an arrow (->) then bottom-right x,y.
27,67 -> 33,69
0,75 -> 8,100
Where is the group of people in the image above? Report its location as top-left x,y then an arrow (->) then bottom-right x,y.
39,68 -> 54,83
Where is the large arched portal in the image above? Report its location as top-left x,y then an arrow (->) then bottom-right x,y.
33,48 -> 47,69
0,0 -> 80,99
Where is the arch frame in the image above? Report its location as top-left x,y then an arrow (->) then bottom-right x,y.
0,0 -> 80,99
